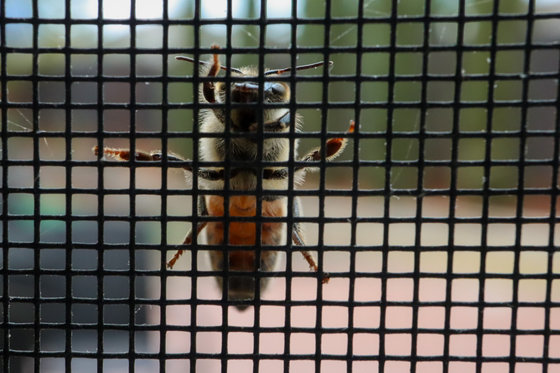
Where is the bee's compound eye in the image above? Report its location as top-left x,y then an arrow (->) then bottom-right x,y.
266,82 -> 286,97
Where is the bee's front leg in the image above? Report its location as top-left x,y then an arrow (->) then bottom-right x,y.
202,44 -> 222,104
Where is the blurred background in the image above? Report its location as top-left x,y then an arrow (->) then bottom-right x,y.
2,0 -> 560,372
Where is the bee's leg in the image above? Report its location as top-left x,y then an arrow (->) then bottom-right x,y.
93,146 -> 226,181
167,221 -> 208,269
260,110 -> 290,132
296,120 -> 355,171
93,146 -> 186,163
202,44 -> 222,103
292,227 -> 330,284
292,227 -> 317,271
291,199 -> 330,284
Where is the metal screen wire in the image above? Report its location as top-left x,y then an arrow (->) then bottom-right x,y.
1,0 -> 559,372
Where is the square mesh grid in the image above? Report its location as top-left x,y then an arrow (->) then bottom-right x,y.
1,0 -> 560,372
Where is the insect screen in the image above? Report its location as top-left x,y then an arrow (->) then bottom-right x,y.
1,0 -> 559,372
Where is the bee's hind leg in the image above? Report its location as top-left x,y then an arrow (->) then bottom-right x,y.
291,121 -> 356,282
93,145 -> 212,269
291,199 -> 330,284
292,226 -> 330,284
167,221 -> 208,269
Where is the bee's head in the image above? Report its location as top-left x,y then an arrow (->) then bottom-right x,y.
177,49 -> 331,132
211,77 -> 290,132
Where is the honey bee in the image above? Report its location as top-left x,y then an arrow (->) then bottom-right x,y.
94,45 -> 354,309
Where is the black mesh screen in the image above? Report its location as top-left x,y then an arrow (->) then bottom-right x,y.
2,0 -> 560,372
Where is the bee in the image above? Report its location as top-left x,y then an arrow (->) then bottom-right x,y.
94,45 -> 354,310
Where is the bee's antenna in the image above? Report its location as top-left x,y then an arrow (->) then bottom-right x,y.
175,56 -> 244,75
265,61 -> 333,75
